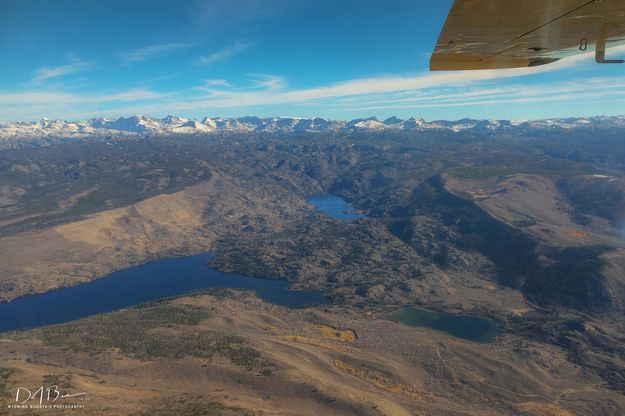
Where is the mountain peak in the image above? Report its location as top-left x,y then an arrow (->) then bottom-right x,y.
1,115 -> 624,148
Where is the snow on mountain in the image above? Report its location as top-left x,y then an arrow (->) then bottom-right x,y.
345,117 -> 388,131
383,116 -> 404,126
402,117 -> 427,130
1,115 -> 624,149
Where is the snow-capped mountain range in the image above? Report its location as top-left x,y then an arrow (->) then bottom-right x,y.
1,115 -> 624,147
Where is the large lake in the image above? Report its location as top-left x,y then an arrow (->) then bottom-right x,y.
386,306 -> 502,343
306,195 -> 366,220
0,253 -> 329,333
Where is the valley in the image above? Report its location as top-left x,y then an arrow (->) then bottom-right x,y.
2,290 -> 623,416
1,117 -> 625,414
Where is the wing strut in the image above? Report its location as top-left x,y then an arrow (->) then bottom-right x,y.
596,24 -> 625,64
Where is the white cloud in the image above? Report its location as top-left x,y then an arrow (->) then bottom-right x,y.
247,74 -> 287,90
338,83 -> 625,112
119,43 -> 196,63
7,43 -> 625,121
102,89 -> 167,102
203,79 -> 230,87
168,44 -> 625,111
336,77 -> 625,111
31,56 -> 90,84
0,88 -> 165,106
197,42 -> 249,65
0,87 -> 171,121
193,79 -> 232,93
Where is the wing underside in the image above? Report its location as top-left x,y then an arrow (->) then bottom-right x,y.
431,0 -> 625,70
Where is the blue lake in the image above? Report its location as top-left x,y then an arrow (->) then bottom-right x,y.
386,306 -> 502,343
307,195 -> 366,220
0,253 -> 329,333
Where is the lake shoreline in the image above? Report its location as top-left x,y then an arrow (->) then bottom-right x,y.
386,304 -> 503,343
0,252 -> 330,333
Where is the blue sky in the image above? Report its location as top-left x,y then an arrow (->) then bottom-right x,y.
1,0 -> 625,122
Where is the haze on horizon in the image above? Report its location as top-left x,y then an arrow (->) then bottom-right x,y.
2,0 -> 625,122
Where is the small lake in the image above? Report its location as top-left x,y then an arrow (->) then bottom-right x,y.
307,195 -> 366,220
386,306 -> 502,343
0,253 -> 329,333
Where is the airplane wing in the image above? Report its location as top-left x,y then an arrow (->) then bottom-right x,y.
431,0 -> 625,70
